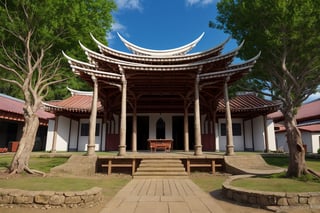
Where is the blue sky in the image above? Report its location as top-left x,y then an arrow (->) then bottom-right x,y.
108,0 -> 238,54
108,0 -> 320,102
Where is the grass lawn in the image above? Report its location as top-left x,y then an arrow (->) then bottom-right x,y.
231,175 -> 320,192
0,153 -> 131,203
1,152 -> 319,196
191,174 -> 228,192
263,155 -> 320,172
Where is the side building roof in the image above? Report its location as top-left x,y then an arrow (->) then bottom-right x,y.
0,93 -> 54,125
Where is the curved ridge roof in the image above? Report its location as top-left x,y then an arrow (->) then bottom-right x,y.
117,32 -> 204,56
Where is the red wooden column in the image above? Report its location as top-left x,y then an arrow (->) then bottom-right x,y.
87,74 -> 98,156
224,77 -> 234,156
118,66 -> 127,156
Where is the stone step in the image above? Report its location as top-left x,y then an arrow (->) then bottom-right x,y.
134,158 -> 188,178
134,171 -> 188,176
136,167 -> 186,172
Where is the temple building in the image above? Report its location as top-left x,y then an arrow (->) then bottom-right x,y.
44,33 -> 279,155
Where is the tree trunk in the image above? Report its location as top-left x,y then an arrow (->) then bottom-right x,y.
284,112 -> 307,177
9,113 -> 39,174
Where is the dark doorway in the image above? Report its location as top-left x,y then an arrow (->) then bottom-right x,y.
172,116 -> 184,150
188,116 -> 195,150
172,116 -> 195,150
137,116 -> 149,150
126,116 -> 149,150
126,116 -> 132,150
156,118 -> 165,139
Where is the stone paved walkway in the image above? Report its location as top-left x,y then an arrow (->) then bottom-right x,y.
99,178 -> 225,213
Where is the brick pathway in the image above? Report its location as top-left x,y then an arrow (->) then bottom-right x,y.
100,178 -> 225,213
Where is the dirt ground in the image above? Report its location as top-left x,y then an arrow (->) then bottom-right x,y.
0,173 -> 319,213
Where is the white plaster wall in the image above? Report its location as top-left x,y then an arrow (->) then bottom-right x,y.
56,116 -> 70,151
267,119 -> 277,151
78,118 -> 102,151
218,118 -> 244,151
45,119 -> 55,151
301,131 -> 311,153
215,122 -> 220,151
252,116 -> 265,151
244,120 -> 253,150
311,133 -> 320,153
275,132 -> 288,152
68,120 -> 79,151
148,113 -> 173,139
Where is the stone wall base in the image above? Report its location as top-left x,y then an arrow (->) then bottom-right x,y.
0,187 -> 102,209
222,175 -> 320,209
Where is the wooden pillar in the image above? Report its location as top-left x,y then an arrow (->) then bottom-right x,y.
224,77 -> 234,156
132,100 -> 137,152
194,74 -> 202,155
184,100 -> 189,152
118,67 -> 127,156
87,74 -> 98,156
264,115 -> 270,152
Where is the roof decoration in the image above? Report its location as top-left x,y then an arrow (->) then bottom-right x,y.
117,32 -> 204,56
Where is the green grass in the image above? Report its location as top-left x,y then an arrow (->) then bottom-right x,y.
0,176 -> 131,197
0,154 -> 69,173
232,175 -> 320,192
191,174 -> 228,192
263,156 -> 320,172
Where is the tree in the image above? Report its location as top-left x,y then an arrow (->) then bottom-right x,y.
0,0 -> 116,174
212,0 -> 320,177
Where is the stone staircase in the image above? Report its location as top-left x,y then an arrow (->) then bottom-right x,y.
134,159 -> 188,178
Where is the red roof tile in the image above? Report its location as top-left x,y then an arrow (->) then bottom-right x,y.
298,124 -> 320,132
217,94 -> 279,113
45,95 -> 103,113
0,94 -> 54,123
268,99 -> 320,121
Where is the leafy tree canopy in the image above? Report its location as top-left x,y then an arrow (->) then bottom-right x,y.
212,0 -> 320,110
212,0 -> 320,177
0,0 -> 117,100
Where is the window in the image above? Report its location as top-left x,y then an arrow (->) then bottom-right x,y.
156,118 -> 165,139
80,123 -> 100,136
220,123 -> 241,136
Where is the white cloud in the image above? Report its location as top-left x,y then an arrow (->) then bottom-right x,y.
107,22 -> 128,45
186,0 -> 215,6
115,0 -> 143,11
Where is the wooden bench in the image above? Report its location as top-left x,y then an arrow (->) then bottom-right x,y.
101,159 -> 136,175
0,148 -> 7,153
148,139 -> 173,152
186,159 -> 223,175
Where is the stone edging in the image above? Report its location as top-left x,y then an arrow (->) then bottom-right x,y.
222,175 -> 320,208
0,187 -> 102,209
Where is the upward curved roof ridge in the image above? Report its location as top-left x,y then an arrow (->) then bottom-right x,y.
117,32 -> 204,56
90,33 -> 231,61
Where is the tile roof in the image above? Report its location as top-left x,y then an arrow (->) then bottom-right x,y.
275,123 -> 320,133
44,95 -> 103,113
298,124 -> 320,132
268,99 -> 320,121
45,93 -> 279,117
0,93 -> 54,125
217,94 -> 280,114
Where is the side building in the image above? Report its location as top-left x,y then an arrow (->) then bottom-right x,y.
0,93 -> 54,151
269,99 -> 320,153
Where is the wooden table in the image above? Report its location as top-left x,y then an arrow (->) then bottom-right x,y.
147,139 -> 173,152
